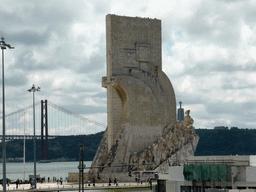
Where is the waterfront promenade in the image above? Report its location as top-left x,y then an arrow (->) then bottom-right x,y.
0,181 -> 152,191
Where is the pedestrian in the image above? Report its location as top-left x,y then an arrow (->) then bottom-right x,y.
114,178 -> 116,185
109,178 -> 111,186
93,178 -> 95,187
48,177 -> 50,183
16,179 -> 19,189
116,179 -> 118,186
30,179 -> 33,188
60,177 -> 63,185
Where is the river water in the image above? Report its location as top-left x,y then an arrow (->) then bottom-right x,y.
0,161 -> 152,191
0,161 -> 92,181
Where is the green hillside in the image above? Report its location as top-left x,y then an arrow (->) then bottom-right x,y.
195,128 -> 256,156
1,131 -> 104,162
1,128 -> 256,161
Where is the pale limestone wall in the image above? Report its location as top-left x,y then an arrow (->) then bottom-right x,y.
90,15 -> 198,180
105,14 -> 176,154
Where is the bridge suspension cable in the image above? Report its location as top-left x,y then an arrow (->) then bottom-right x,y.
0,102 -> 40,118
47,101 -> 106,128
0,100 -> 106,138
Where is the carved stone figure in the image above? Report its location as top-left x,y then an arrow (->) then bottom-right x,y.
145,146 -> 153,163
183,110 -> 194,127
130,152 -> 139,164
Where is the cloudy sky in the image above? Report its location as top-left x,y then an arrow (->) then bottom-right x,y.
1,0 -> 256,132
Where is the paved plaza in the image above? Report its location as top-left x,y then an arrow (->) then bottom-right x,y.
0,181 -> 153,191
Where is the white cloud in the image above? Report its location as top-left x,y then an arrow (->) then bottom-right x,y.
0,0 -> 256,132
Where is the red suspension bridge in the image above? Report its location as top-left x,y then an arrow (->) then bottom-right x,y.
0,100 -> 106,160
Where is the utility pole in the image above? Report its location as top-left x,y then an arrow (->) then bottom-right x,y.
28,84 -> 41,189
78,144 -> 85,192
0,37 -> 14,192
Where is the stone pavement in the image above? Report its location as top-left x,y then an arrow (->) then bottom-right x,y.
0,181 -> 153,191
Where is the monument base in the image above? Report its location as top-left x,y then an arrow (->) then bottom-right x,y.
88,136 -> 199,182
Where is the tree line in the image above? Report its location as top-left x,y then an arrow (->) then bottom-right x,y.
1,128 -> 256,161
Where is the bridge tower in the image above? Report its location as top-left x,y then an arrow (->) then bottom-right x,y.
41,100 -> 49,160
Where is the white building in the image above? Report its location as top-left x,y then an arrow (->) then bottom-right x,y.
158,155 -> 256,192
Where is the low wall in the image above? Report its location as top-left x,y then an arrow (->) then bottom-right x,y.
68,172 -> 88,182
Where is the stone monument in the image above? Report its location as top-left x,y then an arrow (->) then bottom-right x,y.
90,14 -> 199,181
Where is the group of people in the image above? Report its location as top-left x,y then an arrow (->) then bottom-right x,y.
52,177 -> 64,185
13,176 -> 66,189
108,178 -> 118,186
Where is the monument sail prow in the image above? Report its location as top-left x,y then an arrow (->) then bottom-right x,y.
90,14 -> 199,182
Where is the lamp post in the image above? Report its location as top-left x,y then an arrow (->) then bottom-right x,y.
28,84 -> 40,188
0,37 -> 14,192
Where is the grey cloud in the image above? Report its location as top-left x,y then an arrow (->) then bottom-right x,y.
181,1 -> 241,47
193,101 -> 256,128
183,60 -> 256,78
60,104 -> 106,115
139,7 -> 147,13
93,91 -> 107,99
1,0 -> 256,130
220,0 -> 248,2
0,68 -> 28,87
241,3 -> 256,25
76,35 -> 106,74
221,75 -> 256,90
175,94 -> 205,106
5,75 -> 28,87
1,1 -> 91,45
78,53 -> 106,74
221,83 -> 255,90
10,30 -> 50,45
94,0 -> 111,14
67,84 -> 103,94
13,50 -> 55,71
206,102 -> 256,117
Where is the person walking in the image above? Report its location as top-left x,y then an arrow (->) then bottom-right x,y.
30,179 -> 33,188
15,179 -> 19,189
93,178 -> 95,187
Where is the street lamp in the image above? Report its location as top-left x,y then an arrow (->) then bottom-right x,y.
0,37 -> 14,192
28,84 -> 40,188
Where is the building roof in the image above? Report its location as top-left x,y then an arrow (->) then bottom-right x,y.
187,155 -> 256,166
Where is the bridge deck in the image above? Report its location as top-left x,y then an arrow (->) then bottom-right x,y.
0,135 -> 85,140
